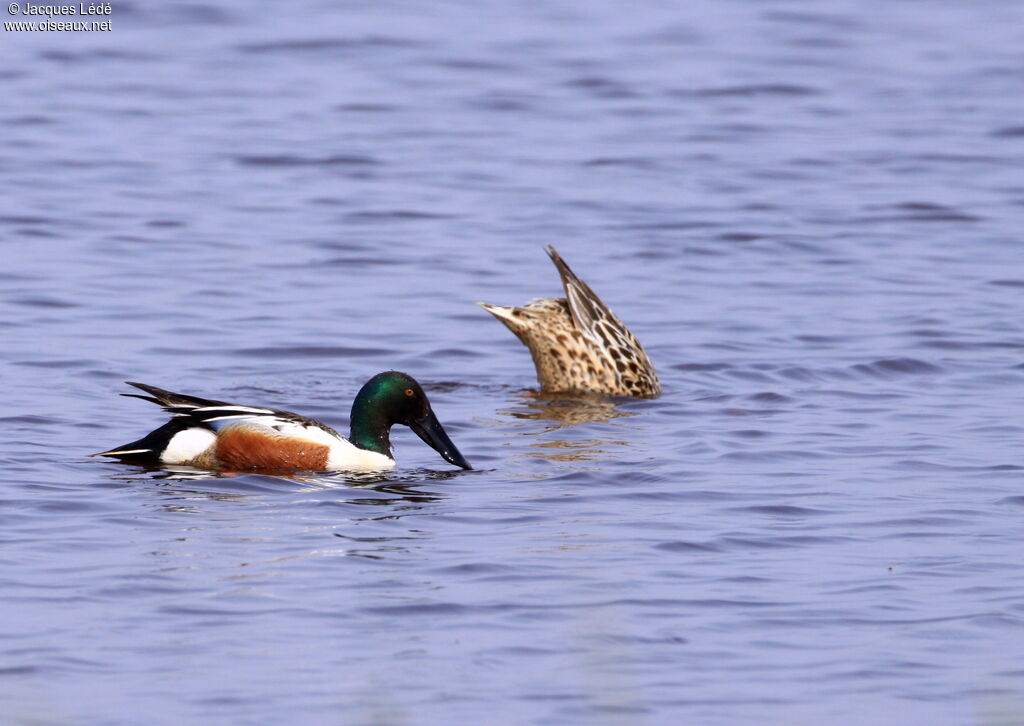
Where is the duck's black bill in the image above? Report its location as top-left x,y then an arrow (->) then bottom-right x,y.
409,411 -> 472,470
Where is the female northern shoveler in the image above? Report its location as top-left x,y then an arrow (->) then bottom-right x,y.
478,246 -> 660,398
91,371 -> 472,472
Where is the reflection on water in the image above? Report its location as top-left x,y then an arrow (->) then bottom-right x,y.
333,530 -> 422,560
501,391 -> 637,429
525,438 -> 632,463
104,463 -> 452,511
103,463 -> 234,483
339,483 -> 444,508
498,391 -> 640,466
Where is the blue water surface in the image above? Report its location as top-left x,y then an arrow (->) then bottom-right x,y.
2,1 -> 1024,724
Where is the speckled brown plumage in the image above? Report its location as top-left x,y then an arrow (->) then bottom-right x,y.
478,246 -> 660,397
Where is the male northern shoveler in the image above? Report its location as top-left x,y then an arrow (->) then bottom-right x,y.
91,371 -> 472,472
478,245 -> 660,398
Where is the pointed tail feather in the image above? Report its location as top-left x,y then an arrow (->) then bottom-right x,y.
90,418 -> 199,463
87,448 -> 151,458
122,382 -> 231,411
545,245 -> 609,340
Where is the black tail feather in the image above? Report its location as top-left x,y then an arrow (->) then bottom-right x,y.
123,381 -> 230,410
120,393 -> 163,406
91,418 -> 205,462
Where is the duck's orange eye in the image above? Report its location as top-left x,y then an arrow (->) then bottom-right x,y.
405,388 -> 415,397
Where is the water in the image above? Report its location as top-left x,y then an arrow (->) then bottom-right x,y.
3,1 -> 1024,724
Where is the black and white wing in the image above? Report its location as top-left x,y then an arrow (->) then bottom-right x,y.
120,381 -> 344,441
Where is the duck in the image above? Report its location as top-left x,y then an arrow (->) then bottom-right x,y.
90,371 -> 472,472
477,246 -> 660,397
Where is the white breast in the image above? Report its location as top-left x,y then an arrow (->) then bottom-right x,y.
326,438 -> 396,471
273,422 -> 395,471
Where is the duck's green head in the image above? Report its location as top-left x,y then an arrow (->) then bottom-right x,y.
350,371 -> 472,470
